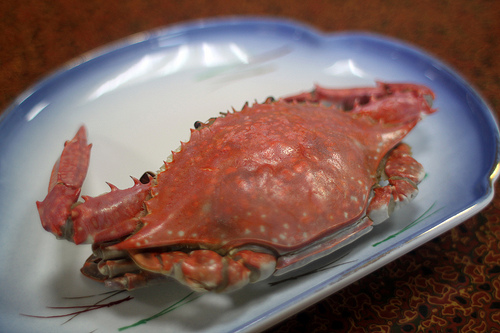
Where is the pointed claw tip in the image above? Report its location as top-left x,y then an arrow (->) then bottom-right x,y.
75,125 -> 88,142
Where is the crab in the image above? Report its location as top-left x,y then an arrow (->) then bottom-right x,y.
37,82 -> 435,293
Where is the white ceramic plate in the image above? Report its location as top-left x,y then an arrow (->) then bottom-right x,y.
0,17 -> 498,333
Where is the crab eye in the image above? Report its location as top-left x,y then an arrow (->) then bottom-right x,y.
194,121 -> 203,129
139,171 -> 156,184
264,96 -> 275,104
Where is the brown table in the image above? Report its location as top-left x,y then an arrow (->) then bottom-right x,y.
2,1 -> 499,332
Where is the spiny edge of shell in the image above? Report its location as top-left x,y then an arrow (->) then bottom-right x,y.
154,98 -> 322,176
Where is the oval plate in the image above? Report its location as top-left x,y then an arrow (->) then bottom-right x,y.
0,17 -> 499,333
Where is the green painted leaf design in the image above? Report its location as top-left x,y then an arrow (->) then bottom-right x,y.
372,201 -> 444,247
118,292 -> 201,331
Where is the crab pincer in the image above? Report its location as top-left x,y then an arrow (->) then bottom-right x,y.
37,126 -> 91,239
37,126 -> 151,244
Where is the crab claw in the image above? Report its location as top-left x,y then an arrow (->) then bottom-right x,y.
36,126 -> 91,240
285,81 -> 436,119
36,126 -> 152,244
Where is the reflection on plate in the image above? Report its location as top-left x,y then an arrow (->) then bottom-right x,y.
0,17 -> 498,333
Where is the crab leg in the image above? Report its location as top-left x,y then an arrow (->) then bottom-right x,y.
367,143 -> 425,224
89,249 -> 277,292
37,126 -> 151,244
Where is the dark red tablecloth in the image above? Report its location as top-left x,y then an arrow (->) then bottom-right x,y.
2,1 -> 499,332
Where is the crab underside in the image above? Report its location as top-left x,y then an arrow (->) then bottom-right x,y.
37,82 -> 435,292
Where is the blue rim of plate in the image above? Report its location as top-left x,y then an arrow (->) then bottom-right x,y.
1,17 -> 499,332
2,15 -> 499,160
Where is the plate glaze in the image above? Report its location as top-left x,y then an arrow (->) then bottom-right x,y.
0,17 -> 498,333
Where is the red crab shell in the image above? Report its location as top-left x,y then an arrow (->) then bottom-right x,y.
37,82 -> 436,292
118,99 -> 409,252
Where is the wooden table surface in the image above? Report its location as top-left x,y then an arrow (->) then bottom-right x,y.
2,1 -> 499,332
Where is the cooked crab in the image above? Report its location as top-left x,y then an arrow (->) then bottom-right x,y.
37,82 -> 435,292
